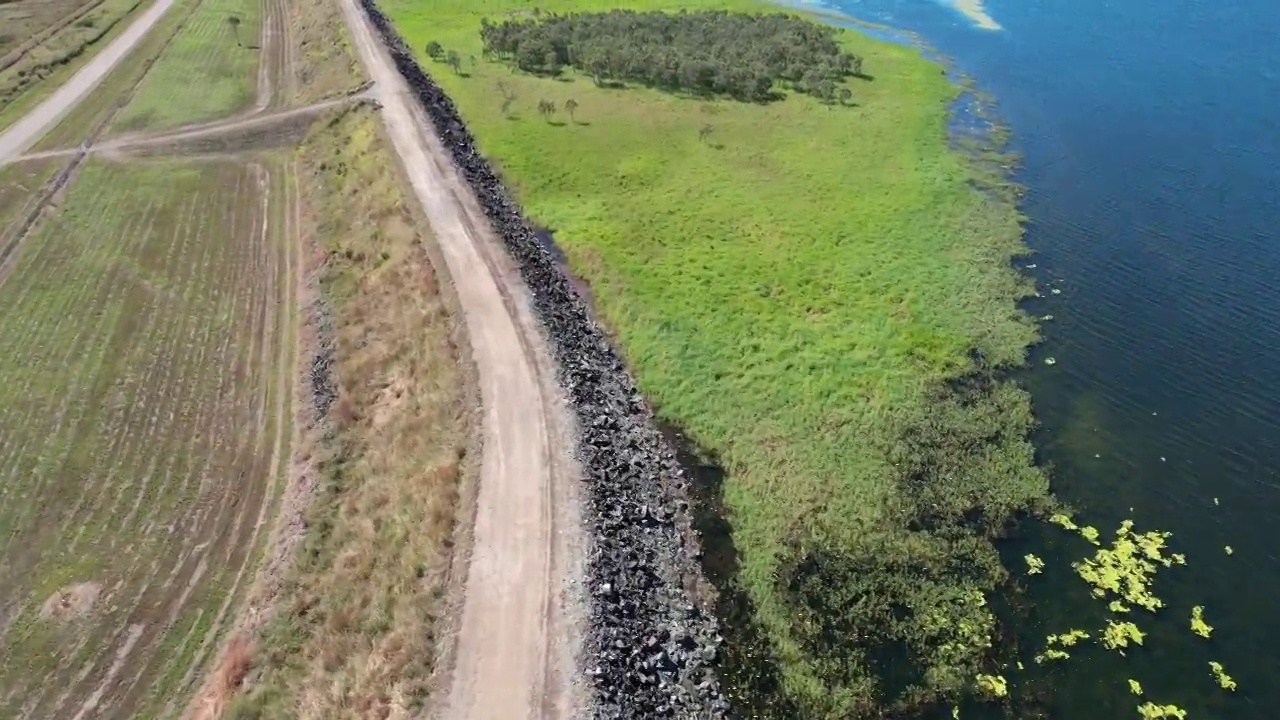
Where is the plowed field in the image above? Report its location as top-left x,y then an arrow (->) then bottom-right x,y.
0,158 -> 295,720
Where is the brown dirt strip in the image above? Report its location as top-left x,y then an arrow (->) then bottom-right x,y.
15,92 -> 372,163
337,1 -> 589,718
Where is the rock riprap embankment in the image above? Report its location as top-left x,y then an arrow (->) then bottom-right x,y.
357,2 -> 731,717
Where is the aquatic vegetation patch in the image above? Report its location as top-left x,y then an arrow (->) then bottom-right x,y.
1034,629 -> 1088,664
1101,620 -> 1146,654
1029,513 -> 1246,709
1024,553 -> 1045,575
1138,702 -> 1187,719
1209,661 -> 1237,691
1070,518 -> 1185,613
974,673 -> 1008,699
1189,605 -> 1213,639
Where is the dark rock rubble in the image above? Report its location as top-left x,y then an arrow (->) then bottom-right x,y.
357,2 -> 731,718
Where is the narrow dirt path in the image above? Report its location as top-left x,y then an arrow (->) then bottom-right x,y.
0,0 -> 178,164
13,92 -> 371,163
336,2 -> 586,719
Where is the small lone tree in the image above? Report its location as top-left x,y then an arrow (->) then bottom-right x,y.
837,87 -> 853,106
226,15 -> 242,48
564,98 -> 578,123
446,50 -> 462,74
698,124 -> 714,143
537,100 -> 559,123
425,41 -> 443,60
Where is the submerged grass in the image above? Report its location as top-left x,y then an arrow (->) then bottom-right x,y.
382,0 -> 1048,714
225,108 -> 470,719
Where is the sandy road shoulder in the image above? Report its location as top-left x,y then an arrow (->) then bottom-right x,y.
335,1 -> 587,719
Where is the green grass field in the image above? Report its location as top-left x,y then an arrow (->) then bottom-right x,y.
382,0 -> 1049,715
0,158 -> 294,719
0,158 -> 62,237
31,0 -> 201,151
113,0 -> 262,131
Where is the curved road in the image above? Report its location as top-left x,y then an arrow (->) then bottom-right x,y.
0,0 -> 177,164
335,2 -> 586,719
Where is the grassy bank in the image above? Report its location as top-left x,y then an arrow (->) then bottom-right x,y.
0,0 -> 150,131
381,0 -> 1049,715
224,108 -> 471,720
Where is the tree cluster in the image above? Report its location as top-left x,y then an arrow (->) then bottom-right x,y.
478,10 -> 863,104
425,40 -> 466,75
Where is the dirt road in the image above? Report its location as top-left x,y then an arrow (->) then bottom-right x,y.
0,0 -> 177,164
336,2 -> 585,719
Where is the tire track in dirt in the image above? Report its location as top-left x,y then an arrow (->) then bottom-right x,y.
336,1 -> 587,718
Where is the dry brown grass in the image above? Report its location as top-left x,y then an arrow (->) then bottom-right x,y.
190,634 -> 256,720
223,108 -> 471,720
289,0 -> 364,105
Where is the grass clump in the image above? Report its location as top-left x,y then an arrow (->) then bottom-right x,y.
226,109 -> 469,719
382,0 -> 1045,715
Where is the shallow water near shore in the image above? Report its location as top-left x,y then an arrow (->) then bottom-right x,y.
808,0 -> 1280,716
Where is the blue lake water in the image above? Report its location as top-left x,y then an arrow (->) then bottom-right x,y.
817,0 -> 1280,716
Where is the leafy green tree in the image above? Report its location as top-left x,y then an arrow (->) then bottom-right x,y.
446,50 -> 462,74
837,87 -> 853,106
564,98 -> 578,123
425,40 -> 443,60
478,10 -> 865,103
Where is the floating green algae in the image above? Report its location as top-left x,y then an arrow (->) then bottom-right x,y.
1025,553 -> 1045,575
974,673 -> 1008,699
1138,702 -> 1187,719
1101,620 -> 1147,654
1071,518 -> 1185,613
1209,661 -> 1237,691
1190,605 -> 1213,639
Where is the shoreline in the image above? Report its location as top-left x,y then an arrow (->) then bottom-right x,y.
380,0 -> 1046,714
952,0 -> 1003,31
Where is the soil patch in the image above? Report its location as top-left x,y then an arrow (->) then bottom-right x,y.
39,581 -> 103,621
